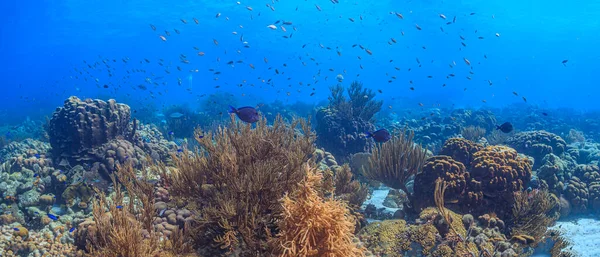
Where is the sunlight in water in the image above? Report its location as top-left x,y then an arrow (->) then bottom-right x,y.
187,74 -> 193,89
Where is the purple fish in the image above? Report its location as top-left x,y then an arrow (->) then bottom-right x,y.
366,129 -> 391,143
228,106 -> 260,123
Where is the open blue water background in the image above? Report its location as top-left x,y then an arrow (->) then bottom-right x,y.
1,0 -> 599,123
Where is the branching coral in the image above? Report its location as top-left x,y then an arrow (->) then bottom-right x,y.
327,81 -> 383,122
509,190 -> 558,246
272,164 -> 365,257
362,130 -> 427,195
160,115 -> 315,255
461,126 -> 486,142
331,164 -> 368,210
81,163 -> 195,257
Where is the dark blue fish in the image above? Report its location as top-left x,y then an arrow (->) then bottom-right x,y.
47,213 -> 59,221
365,129 -> 392,143
69,227 -> 76,233
34,154 -> 40,158
177,149 -> 183,153
33,174 -> 39,177
228,106 -> 260,123
116,205 -> 123,209
13,227 -> 19,231
496,122 -> 513,133
168,131 -> 174,135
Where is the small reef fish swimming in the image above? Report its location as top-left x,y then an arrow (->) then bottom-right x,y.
228,106 -> 260,123
365,128 -> 391,143
47,213 -> 60,221
496,122 -> 513,133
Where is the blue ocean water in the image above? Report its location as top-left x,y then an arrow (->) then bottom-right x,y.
2,0 -> 599,122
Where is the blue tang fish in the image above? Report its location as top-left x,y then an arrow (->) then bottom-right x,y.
365,129 -> 392,143
228,106 -> 260,123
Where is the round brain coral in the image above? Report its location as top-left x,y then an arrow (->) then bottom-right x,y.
469,145 -> 532,197
439,138 -> 484,167
413,156 -> 469,211
505,131 -> 567,167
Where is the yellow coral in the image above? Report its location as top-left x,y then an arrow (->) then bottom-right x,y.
359,220 -> 410,257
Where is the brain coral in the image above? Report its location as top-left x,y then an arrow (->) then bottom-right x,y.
469,145 -> 532,198
505,131 -> 567,167
439,138 -> 483,167
48,96 -> 134,164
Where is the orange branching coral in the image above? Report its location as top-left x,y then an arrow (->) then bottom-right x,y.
439,138 -> 483,167
362,130 -> 427,194
161,115 -> 315,256
273,164 -> 365,257
413,156 -> 469,211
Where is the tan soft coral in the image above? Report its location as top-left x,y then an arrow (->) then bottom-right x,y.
159,115 -> 315,256
273,164 -> 364,257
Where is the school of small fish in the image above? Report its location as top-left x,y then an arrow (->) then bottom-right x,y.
43,1 -> 574,115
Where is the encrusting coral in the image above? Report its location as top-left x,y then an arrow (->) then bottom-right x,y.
272,164 -> 365,257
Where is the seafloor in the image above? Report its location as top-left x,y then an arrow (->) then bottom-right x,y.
0,85 -> 598,257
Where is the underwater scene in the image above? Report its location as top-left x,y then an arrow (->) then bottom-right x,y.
1,0 -> 600,256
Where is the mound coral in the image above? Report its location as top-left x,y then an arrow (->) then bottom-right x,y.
439,138 -> 483,167
505,130 -> 567,167
160,115 -> 315,255
48,96 -> 134,161
272,164 -> 364,257
469,145 -> 532,201
413,156 -> 469,211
